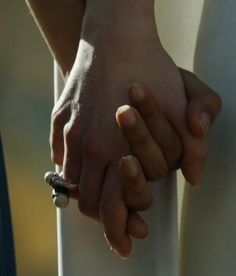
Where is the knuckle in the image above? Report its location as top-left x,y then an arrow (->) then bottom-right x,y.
146,170 -> 160,181
130,132 -> 148,147
165,135 -> 182,168
205,89 -> 222,115
128,194 -> 153,211
141,104 -> 156,119
50,126 -> 64,166
63,123 -> 72,140
99,198 -> 121,215
127,180 -> 145,194
137,196 -> 153,211
50,150 -> 62,166
78,200 -> 98,219
51,107 -> 64,130
146,160 -> 168,181
63,122 -> 79,145
52,114 -> 63,132
52,102 -> 72,133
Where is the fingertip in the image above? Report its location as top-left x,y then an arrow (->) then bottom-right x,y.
188,111 -> 212,138
104,232 -> 132,259
187,91 -> 222,137
116,105 -> 131,117
119,155 -> 139,178
181,136 -> 207,185
198,112 -> 211,136
116,105 -> 136,129
182,166 -> 203,186
128,212 -> 149,240
129,84 -> 146,103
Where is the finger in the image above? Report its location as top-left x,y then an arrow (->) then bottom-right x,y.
180,69 -> 222,137
128,84 -> 182,169
119,155 -> 153,211
127,211 -> 149,240
100,161 -> 131,259
116,105 -> 168,181
129,84 -> 206,185
180,70 -> 220,183
62,117 -> 81,196
78,147 -> 107,221
181,135 -> 207,185
50,103 -> 71,166
119,155 -> 150,240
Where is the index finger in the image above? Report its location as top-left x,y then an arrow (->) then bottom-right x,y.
99,161 -> 131,259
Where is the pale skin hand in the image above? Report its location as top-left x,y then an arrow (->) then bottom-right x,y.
117,71 -> 221,232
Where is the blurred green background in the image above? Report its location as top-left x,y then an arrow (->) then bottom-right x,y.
1,1 -> 57,275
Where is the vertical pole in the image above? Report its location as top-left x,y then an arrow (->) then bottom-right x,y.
54,62 -> 178,276
53,62 -> 65,276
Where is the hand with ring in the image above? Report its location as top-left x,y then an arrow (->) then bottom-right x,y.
27,0 -> 221,260
46,68 -> 221,258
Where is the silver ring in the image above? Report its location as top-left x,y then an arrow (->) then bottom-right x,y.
44,171 -> 78,208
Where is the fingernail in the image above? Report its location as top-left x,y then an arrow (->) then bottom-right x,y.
199,112 -> 211,135
122,155 -> 139,178
117,106 -> 136,128
130,84 -> 145,102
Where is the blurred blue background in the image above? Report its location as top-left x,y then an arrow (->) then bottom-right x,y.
1,1 -> 57,275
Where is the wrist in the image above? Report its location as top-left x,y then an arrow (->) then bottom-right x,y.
86,0 -> 154,17
83,0 -> 160,44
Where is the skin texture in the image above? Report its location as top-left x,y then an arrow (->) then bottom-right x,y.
117,77 -> 221,222
25,0 -> 85,76
26,0 -> 221,258
50,3 -> 210,257
66,69 -> 221,257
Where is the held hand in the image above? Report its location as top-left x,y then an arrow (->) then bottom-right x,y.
50,43 -> 184,258
50,5 -> 207,258
117,70 -> 221,222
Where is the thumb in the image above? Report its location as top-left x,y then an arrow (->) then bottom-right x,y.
187,92 -> 222,137
180,69 -> 222,137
